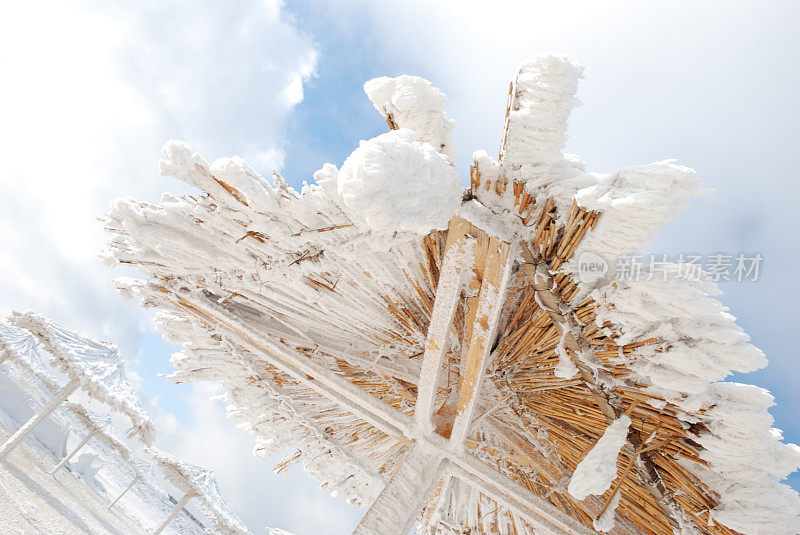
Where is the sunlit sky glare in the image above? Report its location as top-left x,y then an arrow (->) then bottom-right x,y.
1,1 -> 798,533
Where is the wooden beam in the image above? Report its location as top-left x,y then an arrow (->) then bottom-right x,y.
352,443 -> 444,535
50,429 -> 95,475
151,491 -> 195,535
108,474 -> 139,509
450,237 -> 514,445
415,217 -> 475,433
498,78 -> 517,163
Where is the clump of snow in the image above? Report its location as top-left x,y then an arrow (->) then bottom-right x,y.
553,329 -> 578,379
567,415 -> 631,500
503,55 -> 583,167
337,129 -> 463,234
159,141 -> 211,190
364,75 -> 456,164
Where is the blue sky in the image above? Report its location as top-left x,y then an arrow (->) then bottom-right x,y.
1,1 -> 799,533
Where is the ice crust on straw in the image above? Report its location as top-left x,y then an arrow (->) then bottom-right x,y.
155,310 -> 386,505
0,321 -> 60,392
502,55 -> 583,168
65,402 -> 131,461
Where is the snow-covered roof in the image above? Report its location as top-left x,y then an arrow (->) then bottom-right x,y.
102,54 -> 800,534
64,401 -> 131,461
145,447 -> 251,535
0,321 -> 61,392
8,311 -> 155,445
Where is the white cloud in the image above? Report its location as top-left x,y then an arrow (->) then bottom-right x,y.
283,50 -> 319,105
253,148 -> 287,172
0,0 -> 317,348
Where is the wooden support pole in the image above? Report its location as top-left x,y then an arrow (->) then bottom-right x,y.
450,238 -> 514,445
50,429 -> 95,475
0,377 -> 80,461
108,474 -> 139,509
151,491 -> 195,535
415,217 -> 474,432
352,443 -> 444,535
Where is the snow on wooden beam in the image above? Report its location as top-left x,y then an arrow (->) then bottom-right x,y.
352,443 -> 444,535
450,237 -> 514,445
0,377 -> 80,461
415,217 -> 475,433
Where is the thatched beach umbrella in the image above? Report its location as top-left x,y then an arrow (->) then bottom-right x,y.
0,312 -> 154,461
102,55 -> 800,534
145,446 -> 251,535
107,457 -> 165,509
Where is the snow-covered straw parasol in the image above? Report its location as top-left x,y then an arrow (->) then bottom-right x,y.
0,321 -> 60,393
103,55 -> 800,534
8,311 -> 155,444
145,446 -> 251,535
